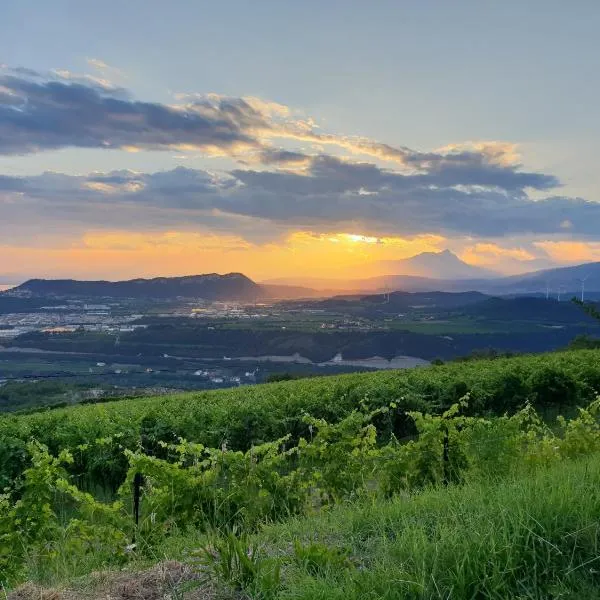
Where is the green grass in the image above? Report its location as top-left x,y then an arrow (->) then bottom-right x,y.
243,455 -> 600,599
44,455 -> 599,599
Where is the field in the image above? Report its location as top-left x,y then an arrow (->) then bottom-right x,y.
3,349 -> 600,597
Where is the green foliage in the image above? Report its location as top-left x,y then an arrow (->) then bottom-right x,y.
3,349 -> 600,493
573,298 -> 600,322
194,530 -> 281,598
0,442 -> 127,587
120,434 -> 304,540
569,333 -> 600,350
292,541 -> 354,577
5,350 -> 600,591
296,407 -> 382,503
527,366 -> 578,408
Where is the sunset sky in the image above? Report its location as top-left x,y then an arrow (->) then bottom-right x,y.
2,0 -> 600,283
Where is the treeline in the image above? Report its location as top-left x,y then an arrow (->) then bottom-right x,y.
11,322 -> 595,361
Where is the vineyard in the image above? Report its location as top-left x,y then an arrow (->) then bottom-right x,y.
2,349 -> 600,597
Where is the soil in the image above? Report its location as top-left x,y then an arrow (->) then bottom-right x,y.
7,561 -> 220,600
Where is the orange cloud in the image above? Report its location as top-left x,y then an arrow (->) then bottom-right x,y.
460,242 -> 536,265
457,242 -> 540,275
534,241 -> 600,264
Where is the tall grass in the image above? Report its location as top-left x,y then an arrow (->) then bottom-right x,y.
253,456 -> 600,599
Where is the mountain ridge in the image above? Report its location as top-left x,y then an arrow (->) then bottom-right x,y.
10,273 -> 265,301
6,258 -> 600,301
379,249 -> 499,280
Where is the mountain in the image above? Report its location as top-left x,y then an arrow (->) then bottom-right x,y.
379,250 -> 499,280
486,261 -> 600,296
262,251 -> 498,291
11,273 -> 265,301
10,259 -> 600,303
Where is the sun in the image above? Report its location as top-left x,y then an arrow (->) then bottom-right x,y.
336,233 -> 380,244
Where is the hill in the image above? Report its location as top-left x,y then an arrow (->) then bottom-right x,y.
10,272 -> 264,301
13,259 -> 600,302
3,349 -> 600,596
465,296 -> 596,322
488,260 -> 600,295
359,289 -> 489,309
2,348 -> 600,488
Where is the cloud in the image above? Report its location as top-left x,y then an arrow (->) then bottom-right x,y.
457,242 -> 558,274
0,154 -> 598,242
2,62 -> 600,260
534,241 -> 600,264
0,68 -> 272,156
86,58 -> 127,81
461,242 -> 537,263
0,65 -> 562,195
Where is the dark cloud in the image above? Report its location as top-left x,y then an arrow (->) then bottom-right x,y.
248,148 -> 310,167
232,153 -> 557,196
0,157 -> 597,239
0,70 -> 269,155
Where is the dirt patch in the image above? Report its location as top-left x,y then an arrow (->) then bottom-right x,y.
7,561 -> 218,600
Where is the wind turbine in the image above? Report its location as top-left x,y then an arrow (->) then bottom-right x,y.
578,275 -> 590,302
382,280 -> 391,304
557,286 -> 566,302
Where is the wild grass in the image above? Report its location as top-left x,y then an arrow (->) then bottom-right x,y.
248,456 -> 600,599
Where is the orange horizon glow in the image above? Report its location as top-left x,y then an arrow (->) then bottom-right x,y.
1,229 -> 445,281
1,229 -> 596,283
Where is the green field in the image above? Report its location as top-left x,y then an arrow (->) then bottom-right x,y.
3,349 -> 600,597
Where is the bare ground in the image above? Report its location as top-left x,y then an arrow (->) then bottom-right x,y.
6,561 -> 222,600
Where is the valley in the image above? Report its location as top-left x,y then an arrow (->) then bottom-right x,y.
2,275 -> 600,412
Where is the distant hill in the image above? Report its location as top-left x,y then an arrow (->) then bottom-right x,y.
486,261 -> 600,296
464,296 -> 598,323
364,290 -> 489,308
262,274 -> 455,293
262,251 -> 497,292
265,260 -> 600,297
11,273 -> 265,301
10,259 -> 600,302
323,290 -> 490,311
380,250 -> 499,280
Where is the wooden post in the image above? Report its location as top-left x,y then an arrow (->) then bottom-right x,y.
132,472 -> 143,543
442,426 -> 450,486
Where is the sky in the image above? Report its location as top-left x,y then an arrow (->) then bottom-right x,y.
2,0 -> 600,283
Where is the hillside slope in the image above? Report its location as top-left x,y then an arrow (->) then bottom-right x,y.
2,349 -> 600,490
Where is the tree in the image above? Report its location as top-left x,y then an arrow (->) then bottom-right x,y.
572,298 -> 600,322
